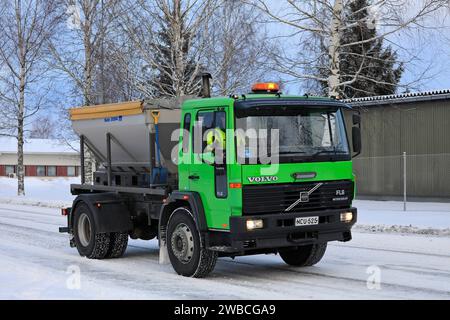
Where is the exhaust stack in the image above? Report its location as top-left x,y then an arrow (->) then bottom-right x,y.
201,73 -> 212,98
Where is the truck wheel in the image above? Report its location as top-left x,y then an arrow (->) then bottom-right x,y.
279,243 -> 327,267
167,207 -> 218,278
73,203 -> 110,259
106,232 -> 128,258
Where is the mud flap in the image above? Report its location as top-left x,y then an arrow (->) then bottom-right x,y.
159,239 -> 170,265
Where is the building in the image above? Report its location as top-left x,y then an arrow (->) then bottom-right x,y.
344,89 -> 450,200
0,138 -> 80,177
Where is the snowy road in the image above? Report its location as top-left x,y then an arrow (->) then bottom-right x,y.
0,203 -> 449,300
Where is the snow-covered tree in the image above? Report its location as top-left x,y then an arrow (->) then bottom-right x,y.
246,0 -> 445,97
317,0 -> 405,98
0,0 -> 61,195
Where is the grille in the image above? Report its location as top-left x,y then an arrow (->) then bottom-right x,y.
242,180 -> 353,216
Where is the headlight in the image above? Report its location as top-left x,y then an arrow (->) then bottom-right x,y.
340,212 -> 353,223
246,219 -> 264,230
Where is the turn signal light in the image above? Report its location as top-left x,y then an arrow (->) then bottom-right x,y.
229,183 -> 242,189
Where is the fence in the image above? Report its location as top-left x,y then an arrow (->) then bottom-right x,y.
352,153 -> 450,206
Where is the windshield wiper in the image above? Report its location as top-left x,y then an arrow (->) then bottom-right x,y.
311,150 -> 347,157
279,151 -> 307,155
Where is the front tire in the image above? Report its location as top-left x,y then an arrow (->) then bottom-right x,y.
73,203 -> 110,259
279,243 -> 327,267
167,207 -> 218,278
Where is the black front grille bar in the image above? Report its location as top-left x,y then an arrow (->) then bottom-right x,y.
242,180 -> 354,215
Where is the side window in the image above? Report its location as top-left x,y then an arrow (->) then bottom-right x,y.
215,111 -> 226,131
36,166 -> 45,176
47,166 -> 57,177
194,111 -> 214,154
182,113 -> 191,153
5,165 -> 15,175
67,166 -> 76,177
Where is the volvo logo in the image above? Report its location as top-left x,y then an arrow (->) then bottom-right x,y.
285,183 -> 324,212
247,176 -> 279,183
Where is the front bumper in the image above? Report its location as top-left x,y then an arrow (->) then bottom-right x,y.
208,208 -> 357,253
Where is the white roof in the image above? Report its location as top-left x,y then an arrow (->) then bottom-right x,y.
0,137 -> 79,154
343,89 -> 450,105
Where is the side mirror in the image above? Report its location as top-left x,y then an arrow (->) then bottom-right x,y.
352,127 -> 362,155
353,113 -> 361,126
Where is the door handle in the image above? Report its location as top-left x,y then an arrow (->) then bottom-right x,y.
189,175 -> 200,181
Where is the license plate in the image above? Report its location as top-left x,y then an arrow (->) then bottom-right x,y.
295,216 -> 319,227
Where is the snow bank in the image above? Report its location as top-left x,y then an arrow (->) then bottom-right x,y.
353,200 -> 450,236
0,177 -> 77,208
354,224 -> 450,237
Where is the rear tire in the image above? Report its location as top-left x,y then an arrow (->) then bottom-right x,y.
73,203 -> 110,259
106,232 -> 128,258
167,207 -> 218,278
279,243 -> 327,267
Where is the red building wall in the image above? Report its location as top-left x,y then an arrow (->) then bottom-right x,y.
25,165 -> 37,177
57,166 -> 67,176
1,165 -> 79,177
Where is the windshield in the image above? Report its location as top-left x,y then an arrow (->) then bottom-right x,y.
235,107 -> 350,164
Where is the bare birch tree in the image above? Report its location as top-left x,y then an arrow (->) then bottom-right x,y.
0,0 -> 60,195
49,0 -> 122,183
118,0 -> 221,99
204,0 -> 272,95
29,115 -> 55,139
245,0 -> 446,97
49,0 -> 123,106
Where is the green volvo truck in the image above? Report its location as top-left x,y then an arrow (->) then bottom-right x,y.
60,75 -> 361,278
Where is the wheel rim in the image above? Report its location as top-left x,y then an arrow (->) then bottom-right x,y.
78,213 -> 92,247
170,223 -> 195,264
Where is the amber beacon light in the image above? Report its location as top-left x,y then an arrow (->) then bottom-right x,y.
251,82 -> 280,94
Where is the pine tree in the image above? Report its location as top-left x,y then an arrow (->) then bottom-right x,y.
339,0 -> 404,98
150,1 -> 203,98
152,29 -> 200,98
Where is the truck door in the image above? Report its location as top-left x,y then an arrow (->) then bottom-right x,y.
189,108 -> 230,230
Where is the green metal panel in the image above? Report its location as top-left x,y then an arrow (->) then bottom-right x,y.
241,162 -> 353,185
346,99 -> 450,198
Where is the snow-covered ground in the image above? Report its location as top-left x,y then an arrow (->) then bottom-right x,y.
355,200 -> 450,229
0,178 -> 449,299
0,177 -> 78,207
354,200 -> 450,236
0,202 -> 449,299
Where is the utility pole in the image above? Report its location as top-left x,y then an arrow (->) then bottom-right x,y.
403,152 -> 407,211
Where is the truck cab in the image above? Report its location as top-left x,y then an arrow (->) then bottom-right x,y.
160,83 -> 360,276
